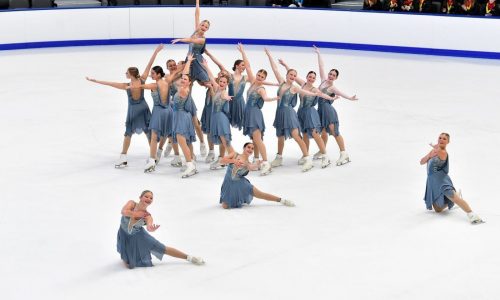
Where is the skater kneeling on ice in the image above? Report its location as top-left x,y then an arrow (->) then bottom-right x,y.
420,133 -> 483,224
117,190 -> 205,268
219,142 -> 295,209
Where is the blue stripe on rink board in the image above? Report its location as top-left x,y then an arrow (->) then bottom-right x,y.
1,38 -> 500,60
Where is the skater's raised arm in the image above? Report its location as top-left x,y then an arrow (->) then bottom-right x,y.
264,48 -> 285,84
201,60 -> 218,96
237,43 -> 254,83
314,45 -> 327,82
194,0 -> 200,31
205,49 -> 227,73
420,148 -> 438,165
278,59 -> 305,86
86,77 -> 128,90
141,44 -> 164,82
328,86 -> 358,101
182,54 -> 194,76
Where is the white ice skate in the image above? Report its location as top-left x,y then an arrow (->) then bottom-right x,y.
205,150 -> 215,163
200,142 -> 207,157
313,151 -> 322,160
260,161 -> 272,176
115,154 -> 127,168
164,142 -> 173,157
297,156 -> 307,165
187,255 -> 205,265
301,156 -> 313,172
320,154 -> 331,168
210,158 -> 224,170
170,155 -> 182,168
271,154 -> 283,168
336,151 -> 350,166
467,212 -> 485,225
181,161 -> 198,178
144,158 -> 156,173
280,198 -> 295,207
156,149 -> 162,164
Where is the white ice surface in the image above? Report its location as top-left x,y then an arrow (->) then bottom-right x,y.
1,45 -> 500,299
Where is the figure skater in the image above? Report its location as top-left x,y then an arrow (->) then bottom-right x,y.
220,143 -> 295,209
420,133 -> 484,224
86,46 -> 159,167
161,59 -> 183,160
238,43 -> 279,175
277,59 -> 339,168
117,190 -> 205,268
264,48 -> 329,171
313,46 -> 358,166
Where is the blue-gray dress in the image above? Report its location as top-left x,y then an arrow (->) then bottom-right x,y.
273,83 -> 301,139
172,91 -> 196,144
298,85 -> 321,138
125,81 -> 151,136
242,85 -> 266,139
116,215 -> 166,269
317,81 -> 339,137
170,83 -> 197,117
149,83 -> 173,140
210,90 -> 232,146
200,89 -> 212,136
220,159 -> 253,208
228,75 -> 246,130
424,155 -> 456,210
187,32 -> 209,83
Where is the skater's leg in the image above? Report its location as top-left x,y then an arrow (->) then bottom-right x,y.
165,246 -> 188,260
312,130 -> 327,154
291,129 -> 308,156
121,135 -> 131,154
172,140 -> 180,156
252,130 -> 268,161
149,131 -> 159,159
176,134 -> 192,162
303,133 -> 310,152
253,186 -> 280,202
220,136 -> 234,155
192,116 -> 204,144
432,203 -> 447,213
158,136 -> 167,150
447,192 -> 472,213
277,136 -> 285,156
221,202 -> 229,209
321,128 -> 328,146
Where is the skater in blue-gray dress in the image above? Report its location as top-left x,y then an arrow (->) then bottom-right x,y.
86,45 -> 160,167
314,46 -> 358,166
219,143 -> 295,209
420,133 -> 483,224
117,190 -> 205,268
237,44 -> 279,176
265,48 -> 328,172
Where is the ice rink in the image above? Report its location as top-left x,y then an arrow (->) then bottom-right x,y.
1,44 -> 499,299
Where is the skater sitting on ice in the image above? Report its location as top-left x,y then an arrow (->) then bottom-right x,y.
117,190 -> 205,268
420,133 -> 483,224
219,142 -> 295,209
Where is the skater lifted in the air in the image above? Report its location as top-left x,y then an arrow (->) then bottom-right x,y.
117,190 -> 205,268
420,133 -> 483,224
219,142 -> 295,209
313,46 -> 358,166
86,45 -> 161,168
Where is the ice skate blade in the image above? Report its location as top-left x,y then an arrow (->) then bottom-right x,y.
471,220 -> 485,225
210,165 -> 226,170
302,166 -> 314,172
181,170 -> 198,178
144,167 -> 155,173
260,169 -> 272,176
115,162 -> 127,168
321,161 -> 331,168
336,159 -> 351,166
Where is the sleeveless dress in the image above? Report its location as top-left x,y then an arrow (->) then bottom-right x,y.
228,75 -> 246,130
317,81 -> 340,137
124,81 -> 151,136
149,82 -> 173,140
187,32 -> 209,83
220,158 -> 254,208
273,83 -> 301,139
242,85 -> 266,139
424,155 -> 456,210
298,85 -> 321,138
171,91 -> 196,144
200,89 -> 213,136
210,90 -> 232,146
170,83 -> 197,118
116,215 -> 166,269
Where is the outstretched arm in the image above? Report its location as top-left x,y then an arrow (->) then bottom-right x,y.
278,58 -> 305,86
205,49 -> 227,72
182,54 -> 194,75
141,44 -> 164,81
171,36 -> 205,45
86,77 -> 127,90
314,45 -> 326,82
329,86 -> 358,101
194,0 -> 200,31
237,43 -> 254,83
257,87 -> 279,102
264,48 -> 284,84
201,60 -> 218,95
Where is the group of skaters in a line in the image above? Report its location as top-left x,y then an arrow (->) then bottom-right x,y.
86,0 -> 483,270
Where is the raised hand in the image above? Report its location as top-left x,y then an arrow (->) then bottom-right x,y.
313,45 -> 320,54
155,43 -> 164,52
264,47 -> 271,56
171,39 -> 180,44
350,94 -> 359,101
187,53 -> 194,62
278,58 -> 287,67
223,94 -> 233,101
85,76 -> 96,82
147,224 -> 160,232
237,43 -> 244,53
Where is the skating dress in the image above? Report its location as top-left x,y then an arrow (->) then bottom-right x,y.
210,90 -> 232,146
170,83 -> 197,118
220,157 -> 253,208
317,81 -> 340,137
172,91 -> 196,144
242,85 -> 265,139
149,83 -> 173,140
200,89 -> 213,137
116,215 -> 166,269
298,85 -> 321,138
124,81 -> 151,136
273,83 -> 301,139
187,32 -> 209,83
424,155 -> 455,210
228,75 -> 246,130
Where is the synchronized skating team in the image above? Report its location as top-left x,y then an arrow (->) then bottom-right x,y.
86,0 -> 483,269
